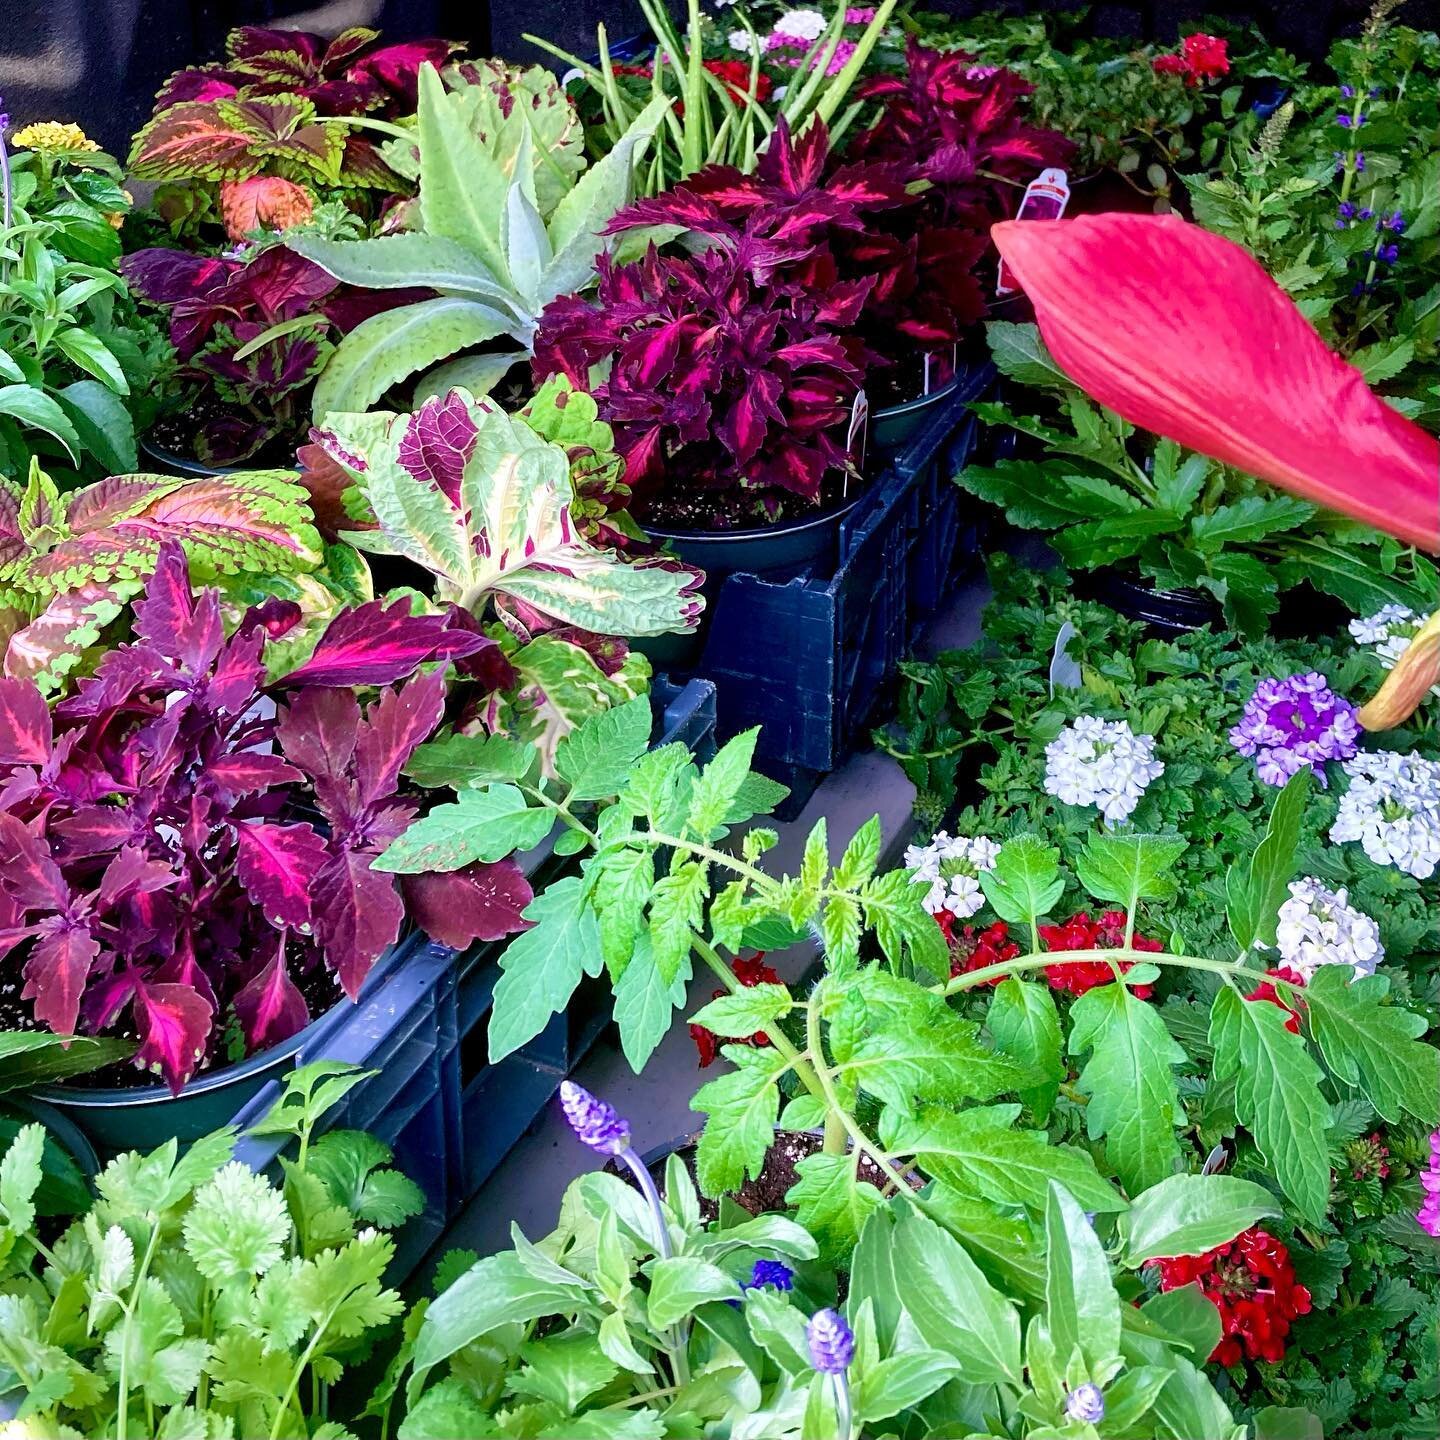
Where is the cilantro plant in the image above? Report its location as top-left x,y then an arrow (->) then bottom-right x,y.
0,1061 -> 421,1438
958,322 -> 1439,631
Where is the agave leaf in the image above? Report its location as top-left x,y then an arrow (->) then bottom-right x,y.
501,127 -> 553,314
413,351 -> 523,405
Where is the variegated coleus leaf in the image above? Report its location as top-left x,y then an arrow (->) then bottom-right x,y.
0,460 -> 325,694
315,388 -> 702,638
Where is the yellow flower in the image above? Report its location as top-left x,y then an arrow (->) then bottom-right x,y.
9,121 -> 101,153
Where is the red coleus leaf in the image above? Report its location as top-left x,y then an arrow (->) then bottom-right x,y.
133,980 -> 215,1093
0,677 -> 52,765
277,599 -> 485,689
402,861 -> 535,950
207,752 -> 303,798
235,821 -> 329,928
0,812 -> 71,912
353,669 -> 447,810
22,924 -> 98,1036
990,214 -> 1440,552
311,851 -> 404,999
233,937 -> 310,1053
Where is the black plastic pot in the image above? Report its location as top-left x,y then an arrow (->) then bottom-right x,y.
870,380 -> 959,461
32,1009 -> 331,1158
1080,568 -> 1222,636
644,490 -> 864,580
140,433 -> 245,480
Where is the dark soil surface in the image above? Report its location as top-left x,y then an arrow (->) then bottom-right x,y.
148,399 -> 300,472
636,474 -> 865,533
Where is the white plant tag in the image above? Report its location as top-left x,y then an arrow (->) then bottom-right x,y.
845,389 -> 869,489
997,167 -> 1071,296
1048,619 -> 1082,695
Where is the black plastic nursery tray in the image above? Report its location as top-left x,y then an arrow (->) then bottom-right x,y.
674,363 -> 994,809
229,676 -> 717,1280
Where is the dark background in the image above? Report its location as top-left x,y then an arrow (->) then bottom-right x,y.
3,1 -> 1437,158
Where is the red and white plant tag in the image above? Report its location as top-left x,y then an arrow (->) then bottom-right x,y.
845,388 -> 869,490
996,167 -> 1071,296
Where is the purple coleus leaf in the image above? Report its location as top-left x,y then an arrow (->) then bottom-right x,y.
235,821 -> 329,928
233,936 -> 309,1052
276,598 -> 485,688
397,390 -> 479,504
401,861 -> 534,949
133,980 -> 214,1093
0,678 -> 53,765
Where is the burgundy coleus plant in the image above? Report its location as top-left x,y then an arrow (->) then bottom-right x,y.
532,234 -> 863,521
122,244 -> 423,465
849,40 -> 1074,230
0,544 -> 532,1092
606,119 -> 986,400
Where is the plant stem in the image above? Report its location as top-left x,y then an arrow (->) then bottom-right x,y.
941,945 -> 1270,995
115,1224 -> 161,1440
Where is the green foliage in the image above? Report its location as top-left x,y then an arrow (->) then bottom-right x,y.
0,1063 -> 416,1437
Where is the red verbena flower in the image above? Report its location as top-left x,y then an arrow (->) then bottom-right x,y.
947,920 -> 1021,985
1347,1131 -> 1391,1181
1151,1228 -> 1312,1365
1246,965 -> 1306,1034
1182,33 -> 1230,81
1151,53 -> 1189,77
690,954 -> 783,1067
1036,910 -> 1160,997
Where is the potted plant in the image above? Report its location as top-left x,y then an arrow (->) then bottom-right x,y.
5,544 -> 532,1151
125,24 -> 458,248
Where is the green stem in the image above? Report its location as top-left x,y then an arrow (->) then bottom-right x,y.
115,1224 -> 161,1440
941,945 -> 1270,996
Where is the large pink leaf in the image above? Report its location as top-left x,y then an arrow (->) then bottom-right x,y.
0,813 -> 71,911
235,821 -> 328,928
277,599 -> 485,689
21,923 -> 98,1035
233,938 -> 309,1053
0,677 -> 52,764
312,851 -> 403,999
133,980 -> 215,1092
402,861 -> 534,949
990,214 -> 1440,551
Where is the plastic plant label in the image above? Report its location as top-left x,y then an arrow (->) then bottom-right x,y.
997,167 -> 1071,296
845,388 -> 869,489
1048,619 -> 1082,695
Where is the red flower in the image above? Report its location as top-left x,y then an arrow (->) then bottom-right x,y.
1182,33 -> 1230,80
1152,1228 -> 1312,1365
1151,53 -> 1190,77
690,954 -> 783,1067
1245,966 -> 1305,1035
702,58 -> 774,104
1036,910 -> 1159,997
947,920 -> 1020,985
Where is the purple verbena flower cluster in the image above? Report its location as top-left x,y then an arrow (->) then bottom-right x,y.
1229,674 -> 1360,787
1420,1131 -> 1440,1238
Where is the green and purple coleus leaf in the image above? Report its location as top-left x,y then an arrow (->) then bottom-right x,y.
314,387 -> 703,639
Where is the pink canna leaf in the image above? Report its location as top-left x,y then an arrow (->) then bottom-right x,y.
235,821 -> 329,928
0,677 -> 52,764
276,598 -> 485,689
311,851 -> 404,999
21,923 -> 99,1036
233,937 -> 309,1053
133,980 -> 215,1092
990,214 -> 1440,552
402,861 -> 534,949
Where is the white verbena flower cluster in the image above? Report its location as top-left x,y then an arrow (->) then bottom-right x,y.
772,8 -> 828,40
1043,716 -> 1164,822
1330,750 -> 1440,879
729,29 -> 758,53
1274,877 -> 1383,981
903,832 -> 1002,919
1350,604 -> 1440,701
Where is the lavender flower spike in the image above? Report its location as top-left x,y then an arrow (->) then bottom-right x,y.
559,1080 -> 631,1155
1066,1383 -> 1106,1424
1229,673 -> 1359,787
808,1308 -> 855,1372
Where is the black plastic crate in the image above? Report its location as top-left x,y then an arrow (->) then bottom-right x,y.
230,676 -> 717,1278
677,364 -> 993,801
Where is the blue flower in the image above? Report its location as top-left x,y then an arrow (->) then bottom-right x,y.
746,1259 -> 795,1291
1335,112 -> 1352,127
1341,84 -> 1355,98
807,1308 -> 855,1373
1378,243 -> 1400,264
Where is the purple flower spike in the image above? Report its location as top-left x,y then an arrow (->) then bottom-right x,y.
1379,243 -> 1400,264
1335,112 -> 1352,127
747,1259 -> 795,1291
1356,151 -> 1366,171
1339,202 -> 1356,220
1229,674 -> 1360,788
559,1081 -> 631,1156
1065,1384 -> 1106,1424
807,1308 -> 855,1374
1419,1131 -> 1440,1237
1341,84 -> 1355,98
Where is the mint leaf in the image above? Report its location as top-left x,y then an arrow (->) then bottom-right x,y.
1070,981 -> 1187,1194
1210,987 -> 1330,1225
489,876 -> 598,1062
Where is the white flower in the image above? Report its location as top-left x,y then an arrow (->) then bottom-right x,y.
772,8 -> 828,41
1274,877 -> 1383,981
1043,716 -> 1164,823
1330,750 -> 1440,879
728,28 -> 758,53
904,831 -> 1001,918
1350,605 -> 1440,700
